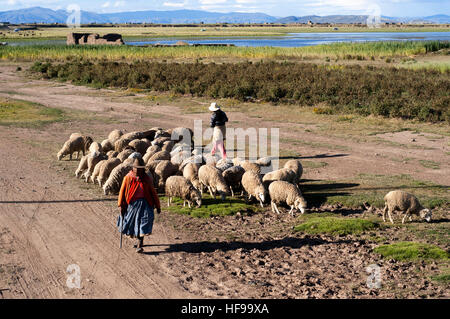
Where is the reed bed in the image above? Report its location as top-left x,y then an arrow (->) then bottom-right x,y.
1,40 -> 448,62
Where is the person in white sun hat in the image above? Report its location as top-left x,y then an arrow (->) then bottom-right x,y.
209,102 -> 228,159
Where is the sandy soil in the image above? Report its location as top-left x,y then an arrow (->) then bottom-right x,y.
0,63 -> 448,299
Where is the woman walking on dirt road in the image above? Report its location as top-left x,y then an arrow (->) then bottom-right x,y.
117,158 -> 161,253
209,102 -> 228,160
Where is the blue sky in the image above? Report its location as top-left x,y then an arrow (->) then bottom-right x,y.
1,0 -> 449,17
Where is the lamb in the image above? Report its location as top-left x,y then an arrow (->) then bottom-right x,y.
57,135 -> 90,161
222,165 -> 245,197
103,162 -> 133,195
165,176 -> 202,208
284,159 -> 303,184
382,190 -> 432,224
154,160 -> 179,190
90,159 -> 107,184
268,181 -> 307,216
143,145 -> 161,164
183,162 -> 201,190
83,151 -> 107,183
97,157 -> 121,187
262,168 -> 297,188
75,154 -> 89,178
198,165 -> 230,200
241,171 -> 267,207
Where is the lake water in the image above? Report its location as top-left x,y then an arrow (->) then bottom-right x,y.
6,32 -> 450,47
126,32 -> 450,47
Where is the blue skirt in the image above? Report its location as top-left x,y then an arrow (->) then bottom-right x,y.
117,198 -> 154,237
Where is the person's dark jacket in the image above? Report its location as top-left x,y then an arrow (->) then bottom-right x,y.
210,110 -> 228,128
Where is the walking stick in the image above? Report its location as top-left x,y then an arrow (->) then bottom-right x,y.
120,216 -> 123,249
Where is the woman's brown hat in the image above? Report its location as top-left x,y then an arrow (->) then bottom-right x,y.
132,158 -> 146,168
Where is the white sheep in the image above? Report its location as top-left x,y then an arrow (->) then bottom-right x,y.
383,190 -> 432,224
262,168 -> 297,188
129,139 -> 150,155
154,160 -> 179,190
165,176 -> 202,208
198,164 -> 229,201
90,159 -> 106,184
183,162 -> 201,190
284,159 -> 303,184
101,139 -> 114,153
143,145 -> 162,164
57,135 -> 92,161
88,142 -> 102,154
107,129 -> 124,144
75,154 -> 89,178
268,181 -> 307,216
103,162 -> 133,195
241,170 -> 267,207
216,158 -> 233,172
83,151 -> 106,182
117,148 -> 134,162
97,157 -> 121,187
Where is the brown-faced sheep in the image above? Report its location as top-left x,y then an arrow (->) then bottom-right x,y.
268,181 -> 307,216
383,190 -> 432,224
241,171 -> 267,207
165,176 -> 202,208
97,157 -> 122,187
222,165 -> 245,197
198,165 -> 229,200
57,135 -> 90,161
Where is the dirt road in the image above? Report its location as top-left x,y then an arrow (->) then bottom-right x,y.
0,63 -> 448,299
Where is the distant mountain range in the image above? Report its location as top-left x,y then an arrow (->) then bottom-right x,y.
0,6 -> 449,25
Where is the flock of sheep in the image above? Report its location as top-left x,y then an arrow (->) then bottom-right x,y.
57,127 -> 433,223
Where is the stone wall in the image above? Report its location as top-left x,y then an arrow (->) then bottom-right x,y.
67,33 -> 124,45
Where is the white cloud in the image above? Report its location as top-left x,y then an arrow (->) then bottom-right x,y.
102,1 -> 110,8
114,1 -> 125,7
163,1 -> 188,7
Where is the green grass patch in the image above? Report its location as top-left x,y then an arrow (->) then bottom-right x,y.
374,242 -> 449,261
294,216 -> 380,235
161,194 -> 260,218
431,273 -> 450,284
0,97 -> 64,127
